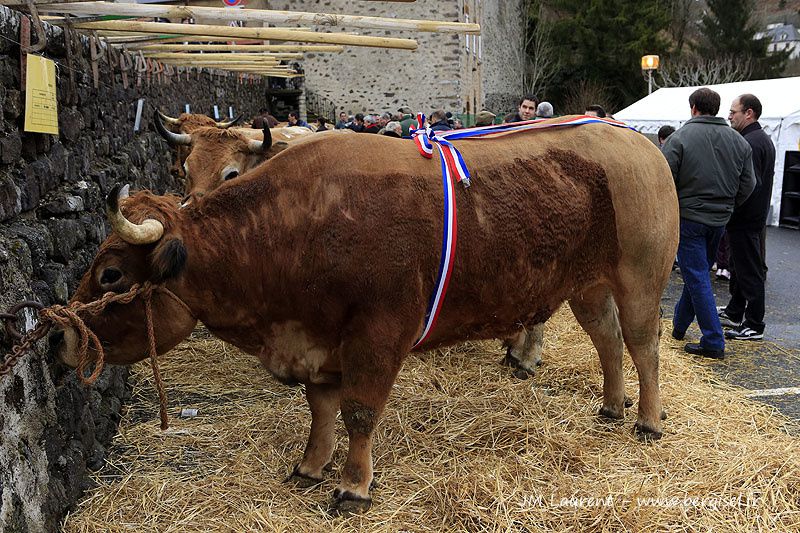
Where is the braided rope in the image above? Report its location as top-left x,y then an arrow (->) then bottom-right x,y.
3,282 -> 192,429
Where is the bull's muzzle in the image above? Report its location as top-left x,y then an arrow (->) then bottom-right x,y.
49,326 -> 81,368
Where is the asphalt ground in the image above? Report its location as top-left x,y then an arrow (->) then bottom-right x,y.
662,226 -> 800,421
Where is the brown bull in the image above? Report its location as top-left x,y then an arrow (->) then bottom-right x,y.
55,122 -> 679,514
158,111 -> 242,179
155,114 -> 321,203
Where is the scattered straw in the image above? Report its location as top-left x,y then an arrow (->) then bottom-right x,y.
63,306 -> 800,532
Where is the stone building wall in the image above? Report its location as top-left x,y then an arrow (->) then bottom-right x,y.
0,6 -> 267,532
266,0 -> 523,118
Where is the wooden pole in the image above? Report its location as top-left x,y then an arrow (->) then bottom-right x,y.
58,20 -> 419,50
129,44 -> 344,53
38,2 -> 479,34
142,52 -> 301,60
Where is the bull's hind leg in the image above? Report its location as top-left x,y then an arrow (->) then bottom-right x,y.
288,383 -> 340,488
614,277 -> 664,440
568,286 -> 626,419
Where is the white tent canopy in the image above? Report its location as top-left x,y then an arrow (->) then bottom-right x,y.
616,77 -> 800,226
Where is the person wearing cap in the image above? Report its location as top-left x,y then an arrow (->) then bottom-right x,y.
398,106 -> 416,137
536,102 -> 554,118
475,110 -> 496,127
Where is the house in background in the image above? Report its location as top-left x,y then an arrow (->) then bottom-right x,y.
757,23 -> 800,60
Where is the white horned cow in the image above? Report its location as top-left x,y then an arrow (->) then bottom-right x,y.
53,120 -> 679,514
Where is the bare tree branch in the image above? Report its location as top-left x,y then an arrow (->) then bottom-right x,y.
655,54 -> 754,88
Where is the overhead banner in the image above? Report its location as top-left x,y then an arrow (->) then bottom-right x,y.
24,54 -> 59,135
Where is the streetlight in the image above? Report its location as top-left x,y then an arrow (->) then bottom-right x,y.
641,55 -> 659,95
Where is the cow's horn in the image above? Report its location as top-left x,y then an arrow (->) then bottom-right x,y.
106,184 -> 165,245
156,110 -> 181,125
154,112 -> 192,146
247,126 -> 273,154
216,114 -> 244,128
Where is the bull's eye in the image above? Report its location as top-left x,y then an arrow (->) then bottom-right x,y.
224,170 -> 239,181
99,267 -> 123,287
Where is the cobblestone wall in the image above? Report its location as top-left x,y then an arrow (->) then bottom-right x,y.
0,6 -> 267,532
267,0 -> 523,117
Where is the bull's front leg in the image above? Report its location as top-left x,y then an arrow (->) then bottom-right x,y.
287,383 -> 340,488
331,327 -> 405,515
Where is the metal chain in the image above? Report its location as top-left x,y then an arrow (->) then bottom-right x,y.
0,320 -> 51,376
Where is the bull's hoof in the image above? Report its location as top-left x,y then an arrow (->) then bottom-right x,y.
598,405 -> 625,420
623,396 -> 634,408
661,409 -> 668,420
501,353 -> 518,368
634,422 -> 663,442
512,368 -> 532,380
285,465 -> 323,488
329,488 -> 372,516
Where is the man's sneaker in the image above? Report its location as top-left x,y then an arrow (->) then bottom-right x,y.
715,268 -> 731,281
725,327 -> 763,341
716,307 -> 742,328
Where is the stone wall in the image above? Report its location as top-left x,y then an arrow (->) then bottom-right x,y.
0,6 -> 267,532
266,0 -> 523,118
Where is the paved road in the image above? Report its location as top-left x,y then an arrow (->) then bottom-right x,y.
662,226 -> 800,420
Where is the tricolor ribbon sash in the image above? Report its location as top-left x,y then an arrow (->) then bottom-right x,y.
410,114 -> 636,349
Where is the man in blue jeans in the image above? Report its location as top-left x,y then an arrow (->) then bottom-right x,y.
662,88 -> 756,359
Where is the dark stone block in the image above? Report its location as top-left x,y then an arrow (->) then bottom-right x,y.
1,131 -> 22,164
79,212 -> 106,244
0,171 -> 21,222
58,108 -> 84,144
40,192 -> 84,216
40,262 -> 69,304
15,164 -> 41,212
3,89 -> 21,121
8,221 -> 53,270
45,218 -> 86,263
30,155 -> 58,198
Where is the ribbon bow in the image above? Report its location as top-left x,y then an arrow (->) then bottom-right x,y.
411,113 -> 471,188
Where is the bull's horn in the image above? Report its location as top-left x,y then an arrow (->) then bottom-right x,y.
157,110 -> 181,125
106,184 -> 165,245
247,126 -> 273,154
154,112 -> 192,146
216,114 -> 244,129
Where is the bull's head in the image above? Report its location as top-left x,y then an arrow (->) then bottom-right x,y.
155,114 -> 288,205
53,184 -> 197,367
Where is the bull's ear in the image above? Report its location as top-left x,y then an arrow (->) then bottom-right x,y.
150,237 -> 187,282
266,141 -> 289,158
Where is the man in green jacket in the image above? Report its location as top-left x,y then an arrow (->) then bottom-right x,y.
662,88 -> 756,359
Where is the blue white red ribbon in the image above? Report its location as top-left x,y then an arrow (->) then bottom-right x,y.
410,114 -> 636,349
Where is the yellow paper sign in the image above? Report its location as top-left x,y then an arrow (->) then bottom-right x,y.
24,54 -> 59,135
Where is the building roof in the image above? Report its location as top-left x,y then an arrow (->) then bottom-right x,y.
757,23 -> 800,43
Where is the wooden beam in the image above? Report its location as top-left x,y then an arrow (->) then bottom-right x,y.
129,44 -> 344,53
141,52 -> 301,60
145,53 -> 284,62
38,2 -> 479,34
57,20 -> 419,50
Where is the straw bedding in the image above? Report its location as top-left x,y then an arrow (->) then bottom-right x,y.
63,306 -> 800,532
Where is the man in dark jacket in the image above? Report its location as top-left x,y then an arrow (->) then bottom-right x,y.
429,109 -> 453,132
504,94 -> 539,123
662,88 -> 756,359
718,94 -> 776,341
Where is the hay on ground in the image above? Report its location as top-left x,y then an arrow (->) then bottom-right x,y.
63,306 -> 800,532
